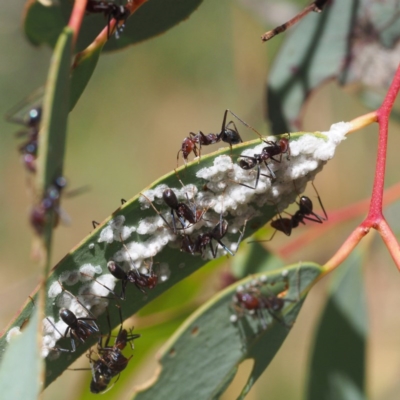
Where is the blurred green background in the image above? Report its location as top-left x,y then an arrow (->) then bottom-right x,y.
1,0 -> 400,399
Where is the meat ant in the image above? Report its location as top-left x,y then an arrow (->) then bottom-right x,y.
30,176 -> 67,235
237,133 -> 290,190
89,306 -> 140,393
177,109 -> 243,166
141,187 -> 206,234
5,89 -> 43,173
181,217 -> 246,259
232,275 -> 298,330
86,1 -> 130,39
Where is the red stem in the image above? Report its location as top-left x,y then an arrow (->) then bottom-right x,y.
365,63 -> 400,223
318,63 -> 400,275
68,0 -> 88,47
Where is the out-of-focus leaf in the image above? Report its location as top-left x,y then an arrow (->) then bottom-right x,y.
0,305 -> 42,400
36,27 -> 73,254
70,44 -> 103,111
267,0 -> 400,134
306,250 -> 367,400
24,0 -> 204,53
339,0 -> 400,89
132,264 -> 323,400
38,27 -> 72,190
267,0 -> 356,134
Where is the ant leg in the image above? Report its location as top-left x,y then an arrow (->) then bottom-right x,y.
262,161 -> 276,180
92,221 -> 100,229
121,199 -> 127,205
311,181 -> 328,220
140,193 -> 176,233
215,239 -> 233,256
80,270 -> 126,301
220,109 -> 229,133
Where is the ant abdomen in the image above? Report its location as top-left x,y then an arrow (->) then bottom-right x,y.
107,261 -> 127,280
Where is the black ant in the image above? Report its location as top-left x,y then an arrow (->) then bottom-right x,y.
141,187 -> 205,234
56,308 -> 100,352
89,306 -> 140,393
30,176 -> 67,235
86,1 -> 130,39
181,218 -> 246,259
232,277 -> 297,330
254,183 -> 328,242
5,91 -> 43,173
177,109 -> 243,165
47,286 -> 101,353
238,134 -> 290,189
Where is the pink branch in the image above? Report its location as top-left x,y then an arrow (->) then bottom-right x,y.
68,0 -> 88,47
320,63 -> 400,275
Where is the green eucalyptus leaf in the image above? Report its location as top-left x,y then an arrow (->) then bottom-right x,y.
0,306 -> 43,400
70,43 -> 104,111
132,264 -> 323,399
306,250 -> 367,400
24,0 -> 204,53
35,27 -> 72,256
0,125 -> 346,388
267,0 -> 400,134
267,0 -> 355,134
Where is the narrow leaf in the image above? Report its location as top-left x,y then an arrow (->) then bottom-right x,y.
0,305 -> 42,400
132,264 -> 323,399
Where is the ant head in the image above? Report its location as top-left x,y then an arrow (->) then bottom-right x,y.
54,176 -> 67,191
180,137 -> 196,160
59,308 -> 76,325
90,365 -> 111,394
239,158 -> 256,170
279,137 -> 290,153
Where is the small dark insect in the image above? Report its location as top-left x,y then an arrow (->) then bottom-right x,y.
232,278 -> 297,330
90,307 -> 140,393
30,176 -> 67,235
238,134 -> 290,189
86,1 -> 130,39
56,308 -> 100,352
45,284 -> 101,352
5,91 -> 43,173
92,220 -> 100,229
177,109 -> 243,165
271,195 -> 326,237
141,187 -> 205,234
181,218 -> 246,259
106,259 -> 158,297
